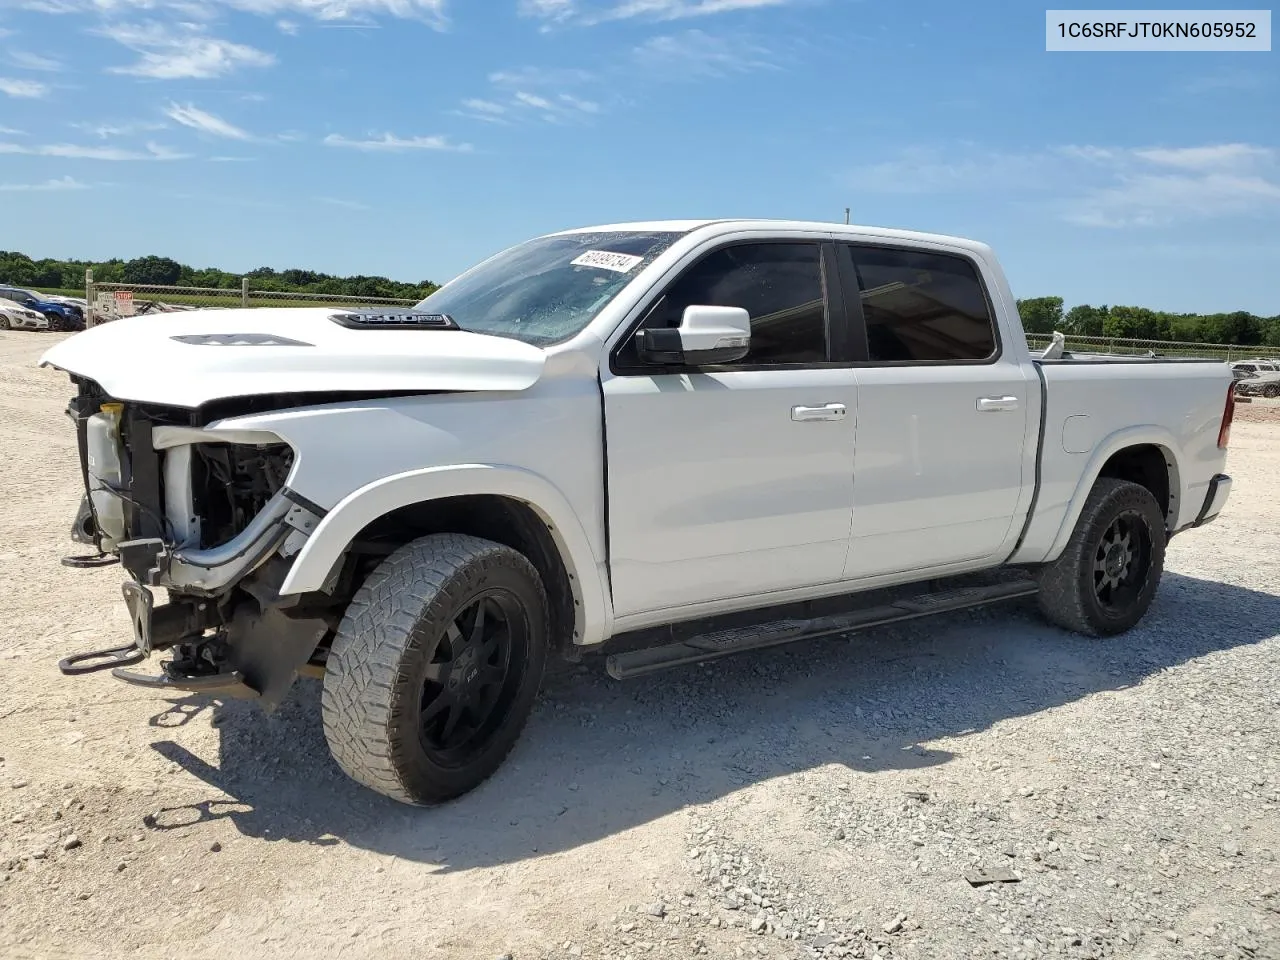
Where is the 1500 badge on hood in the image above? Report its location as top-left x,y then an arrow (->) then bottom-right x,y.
329,311 -> 459,330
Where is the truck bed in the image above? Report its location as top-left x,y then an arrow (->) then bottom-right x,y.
1012,354 -> 1233,563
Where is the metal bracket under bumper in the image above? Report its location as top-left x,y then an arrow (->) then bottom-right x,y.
1192,473 -> 1232,528
109,665 -> 259,698
58,643 -> 145,676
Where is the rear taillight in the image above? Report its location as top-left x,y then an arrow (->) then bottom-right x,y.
1218,383 -> 1235,449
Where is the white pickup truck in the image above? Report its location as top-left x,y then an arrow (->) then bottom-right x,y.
40,219 -> 1235,805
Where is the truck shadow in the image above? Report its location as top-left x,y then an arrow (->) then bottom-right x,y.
147,571 -> 1278,871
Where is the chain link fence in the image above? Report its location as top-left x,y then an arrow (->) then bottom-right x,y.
84,275 -> 418,325
1023,332 -> 1265,362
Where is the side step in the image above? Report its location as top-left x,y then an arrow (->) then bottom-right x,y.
605,579 -> 1038,680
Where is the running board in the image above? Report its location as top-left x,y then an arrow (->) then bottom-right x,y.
605,579 -> 1039,680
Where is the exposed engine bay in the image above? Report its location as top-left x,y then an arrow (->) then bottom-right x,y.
190,441 -> 294,550
61,376 -> 342,708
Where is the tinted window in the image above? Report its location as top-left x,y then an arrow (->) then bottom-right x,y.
638,242 -> 827,365
842,245 -> 996,363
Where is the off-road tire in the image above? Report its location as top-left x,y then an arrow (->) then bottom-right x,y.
321,533 -> 549,805
1035,478 -> 1166,637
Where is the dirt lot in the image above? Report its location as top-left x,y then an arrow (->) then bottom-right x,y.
1,330 -> 1277,960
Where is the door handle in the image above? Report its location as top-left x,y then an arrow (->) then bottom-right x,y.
976,396 -> 1019,412
792,403 -> 847,422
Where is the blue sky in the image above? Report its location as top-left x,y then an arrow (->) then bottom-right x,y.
0,1 -> 1276,314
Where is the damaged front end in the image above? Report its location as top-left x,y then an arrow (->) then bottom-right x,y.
58,378 -> 335,710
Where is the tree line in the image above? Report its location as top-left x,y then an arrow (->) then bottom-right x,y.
1,251 -> 440,301
5,248 -> 1276,346
1017,297 -> 1280,347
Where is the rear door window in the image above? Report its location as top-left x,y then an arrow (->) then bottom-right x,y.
839,245 -> 997,363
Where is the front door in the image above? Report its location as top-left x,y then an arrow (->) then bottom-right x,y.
602,240 -> 859,619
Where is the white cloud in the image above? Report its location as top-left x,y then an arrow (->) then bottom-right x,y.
323,132 -> 471,152
456,98 -> 511,123
0,125 -> 24,135
513,90 -> 553,110
1131,143 -> 1273,172
25,1 -> 448,27
72,119 -> 167,138
521,0 -> 797,25
277,18 -> 299,34
0,139 -> 189,160
846,142 -> 1280,228
0,76 -> 48,97
100,21 -> 275,79
164,101 -> 251,139
489,66 -> 595,87
462,98 -> 506,115
844,146 -> 1048,194
558,93 -> 599,113
209,154 -> 254,161
632,28 -> 775,77
0,175 -> 89,192
1066,172 -> 1280,228
316,196 -> 370,210
463,31 -> 773,128
8,50 -> 63,71
461,67 -> 605,125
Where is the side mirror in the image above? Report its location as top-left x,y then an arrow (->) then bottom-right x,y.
637,305 -> 751,366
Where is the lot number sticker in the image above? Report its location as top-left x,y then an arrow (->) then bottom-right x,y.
571,250 -> 644,273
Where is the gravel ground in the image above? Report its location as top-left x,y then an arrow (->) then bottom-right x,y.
1,329 -> 1277,960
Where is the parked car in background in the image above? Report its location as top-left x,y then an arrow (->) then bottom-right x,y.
1234,368 -> 1280,398
0,297 -> 51,330
0,286 -> 84,331
1232,359 -> 1278,376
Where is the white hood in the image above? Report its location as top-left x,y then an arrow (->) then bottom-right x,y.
39,307 -> 547,408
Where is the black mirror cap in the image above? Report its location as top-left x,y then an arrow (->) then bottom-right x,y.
636,328 -> 750,367
636,328 -> 685,365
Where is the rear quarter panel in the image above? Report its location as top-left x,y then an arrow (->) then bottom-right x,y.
1011,359 -> 1232,564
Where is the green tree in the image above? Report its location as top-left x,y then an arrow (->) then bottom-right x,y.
122,255 -> 182,285
1200,311 -> 1263,345
1104,305 -> 1162,340
1064,304 -> 1108,336
1263,317 -> 1280,348
1016,296 -> 1065,334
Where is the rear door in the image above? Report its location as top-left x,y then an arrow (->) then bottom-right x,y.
601,238 -> 859,619
835,242 -> 1035,579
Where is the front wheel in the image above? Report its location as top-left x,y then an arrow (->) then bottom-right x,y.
1034,478 -> 1166,637
321,533 -> 549,805
1263,383 -> 1280,399
0,316 -> 9,330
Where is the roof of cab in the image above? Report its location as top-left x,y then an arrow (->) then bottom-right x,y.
547,218 -> 991,254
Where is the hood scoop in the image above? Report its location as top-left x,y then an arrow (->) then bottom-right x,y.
329,310 -> 458,330
172,333 -> 313,347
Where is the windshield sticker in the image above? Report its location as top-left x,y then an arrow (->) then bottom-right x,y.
571,250 -> 644,274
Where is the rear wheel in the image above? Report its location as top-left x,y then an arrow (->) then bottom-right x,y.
321,533 -> 549,805
1034,478 -> 1166,637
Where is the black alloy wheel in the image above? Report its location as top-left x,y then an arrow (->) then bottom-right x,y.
417,589 -> 528,766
